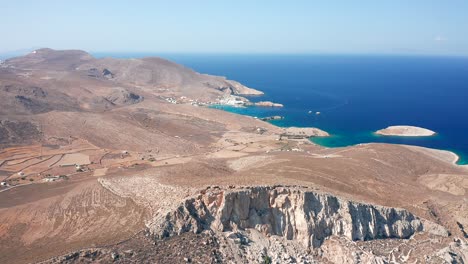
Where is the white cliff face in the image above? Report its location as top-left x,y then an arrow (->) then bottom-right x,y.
148,186 -> 447,248
217,94 -> 248,106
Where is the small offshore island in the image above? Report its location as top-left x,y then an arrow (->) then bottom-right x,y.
376,125 -> 436,137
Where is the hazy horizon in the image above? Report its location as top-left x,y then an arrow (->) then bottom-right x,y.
2,1 -> 468,56
2,49 -> 468,60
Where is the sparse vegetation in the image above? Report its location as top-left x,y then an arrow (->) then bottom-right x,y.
262,255 -> 272,264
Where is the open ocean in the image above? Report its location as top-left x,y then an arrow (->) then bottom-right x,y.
96,53 -> 468,164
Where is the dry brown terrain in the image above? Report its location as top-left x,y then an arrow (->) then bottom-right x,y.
0,49 -> 467,263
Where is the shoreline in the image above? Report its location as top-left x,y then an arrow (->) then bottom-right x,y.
401,145 -> 460,165
211,103 -> 467,167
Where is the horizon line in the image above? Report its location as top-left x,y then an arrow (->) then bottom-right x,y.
90,50 -> 468,57
2,48 -> 468,60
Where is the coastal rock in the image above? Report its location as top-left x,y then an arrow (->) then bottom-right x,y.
260,116 -> 284,121
148,186 -> 447,249
252,101 -> 284,107
217,95 -> 248,106
376,125 -> 436,137
281,127 -> 329,138
217,96 -> 284,108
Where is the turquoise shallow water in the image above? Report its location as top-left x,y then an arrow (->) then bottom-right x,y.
211,103 -> 468,165
95,53 -> 468,165
217,105 -> 468,165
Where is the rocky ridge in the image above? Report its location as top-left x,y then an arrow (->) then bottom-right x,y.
148,186 -> 447,248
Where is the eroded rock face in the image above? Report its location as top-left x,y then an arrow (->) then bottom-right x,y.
149,186 -> 447,248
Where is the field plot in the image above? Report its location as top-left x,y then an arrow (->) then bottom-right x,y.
56,153 -> 90,166
0,137 -> 176,189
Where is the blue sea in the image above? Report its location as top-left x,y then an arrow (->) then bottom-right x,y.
96,53 -> 468,164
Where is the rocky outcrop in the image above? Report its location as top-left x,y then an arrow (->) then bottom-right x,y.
217,96 -> 284,108
2,84 -> 47,98
223,79 -> 264,95
148,186 -> 447,248
217,95 -> 248,106
102,68 -> 114,79
260,116 -> 284,121
281,127 -> 329,138
434,238 -> 468,263
105,87 -> 143,105
248,101 -> 284,107
14,95 -> 53,113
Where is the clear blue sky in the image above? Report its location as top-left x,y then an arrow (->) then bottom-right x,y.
2,0 -> 468,55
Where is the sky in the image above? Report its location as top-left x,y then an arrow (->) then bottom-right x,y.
1,0 -> 468,56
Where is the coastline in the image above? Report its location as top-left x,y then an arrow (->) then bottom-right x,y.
215,94 -> 283,108
402,145 -> 461,165
94,52 -> 468,167
211,103 -> 467,167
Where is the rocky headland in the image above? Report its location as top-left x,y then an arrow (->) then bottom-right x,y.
281,127 -> 330,138
260,115 -> 284,121
217,95 -> 284,108
249,101 -> 284,107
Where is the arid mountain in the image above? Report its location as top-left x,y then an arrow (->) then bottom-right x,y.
4,49 -> 93,70
0,49 -> 467,264
2,48 -> 261,114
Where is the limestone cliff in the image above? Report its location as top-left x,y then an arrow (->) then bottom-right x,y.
148,186 -> 447,248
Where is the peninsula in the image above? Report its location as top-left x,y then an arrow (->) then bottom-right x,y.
376,125 -> 436,137
281,126 -> 330,138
